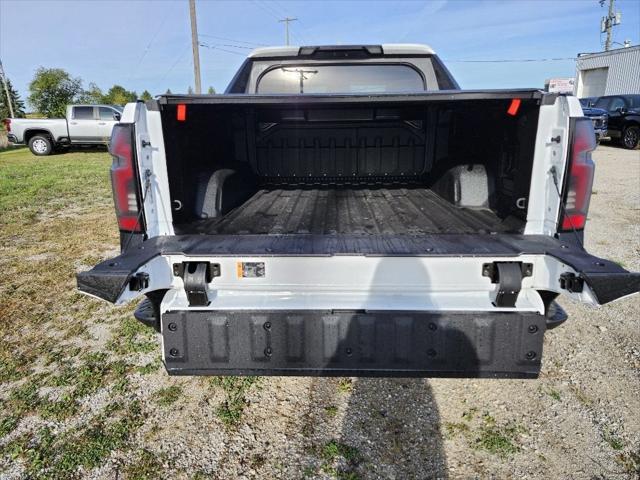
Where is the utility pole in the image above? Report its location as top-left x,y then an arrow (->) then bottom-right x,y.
278,17 -> 297,46
189,0 -> 202,94
600,0 -> 622,51
0,59 -> 15,118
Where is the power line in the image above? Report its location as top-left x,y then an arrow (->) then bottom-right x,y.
251,0 -> 280,21
198,34 -> 266,46
199,42 -> 252,50
127,6 -> 174,84
447,57 -> 576,63
199,42 -> 248,56
154,44 -> 191,91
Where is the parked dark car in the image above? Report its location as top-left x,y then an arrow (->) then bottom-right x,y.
579,97 -> 599,108
592,95 -> 640,149
579,99 -> 608,143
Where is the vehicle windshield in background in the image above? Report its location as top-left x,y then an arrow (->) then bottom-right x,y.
256,64 -> 425,94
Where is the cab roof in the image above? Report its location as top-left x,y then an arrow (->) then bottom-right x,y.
247,44 -> 435,59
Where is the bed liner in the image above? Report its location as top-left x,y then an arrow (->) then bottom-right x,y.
179,187 -> 516,236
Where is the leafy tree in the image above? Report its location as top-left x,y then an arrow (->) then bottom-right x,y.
140,90 -> 153,101
78,82 -> 105,104
0,78 -> 26,118
28,67 -> 83,117
187,86 -> 194,94
165,88 -> 172,94
102,85 -> 137,106
207,86 -> 216,94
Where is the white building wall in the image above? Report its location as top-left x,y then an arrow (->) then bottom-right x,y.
575,46 -> 640,97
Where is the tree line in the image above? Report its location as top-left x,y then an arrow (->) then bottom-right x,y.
1,67 -> 216,119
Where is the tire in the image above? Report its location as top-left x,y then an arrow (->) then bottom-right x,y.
28,135 -> 53,156
622,125 -> 639,150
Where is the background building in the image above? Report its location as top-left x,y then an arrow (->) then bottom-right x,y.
575,45 -> 640,98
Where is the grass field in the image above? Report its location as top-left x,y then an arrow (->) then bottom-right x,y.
0,148 -> 170,478
0,146 -> 638,479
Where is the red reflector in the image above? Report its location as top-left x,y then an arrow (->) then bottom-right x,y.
562,213 -> 586,231
177,104 -> 187,121
507,98 -> 521,116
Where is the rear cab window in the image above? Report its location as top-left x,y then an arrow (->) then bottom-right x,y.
73,106 -> 94,120
256,64 -> 426,94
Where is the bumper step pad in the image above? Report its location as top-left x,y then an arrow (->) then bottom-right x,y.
162,310 -> 547,378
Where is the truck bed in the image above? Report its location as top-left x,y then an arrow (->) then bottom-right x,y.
178,186 -> 513,235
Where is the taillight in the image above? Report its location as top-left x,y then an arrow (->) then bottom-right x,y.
559,118 -> 596,231
3,119 -> 10,132
109,124 -> 144,232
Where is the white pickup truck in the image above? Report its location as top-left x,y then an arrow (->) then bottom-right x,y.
77,44 -> 639,378
5,104 -> 123,155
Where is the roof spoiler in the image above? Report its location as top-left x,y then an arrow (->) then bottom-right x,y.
298,45 -> 383,58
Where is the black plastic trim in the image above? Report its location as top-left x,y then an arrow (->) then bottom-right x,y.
158,89 -> 546,106
162,309 -> 547,378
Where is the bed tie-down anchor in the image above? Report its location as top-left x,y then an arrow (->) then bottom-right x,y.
482,262 -> 533,308
173,262 -> 221,306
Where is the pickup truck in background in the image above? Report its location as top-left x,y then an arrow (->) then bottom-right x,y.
5,104 -> 123,155
77,44 -> 639,379
592,94 -> 640,149
578,98 -> 608,143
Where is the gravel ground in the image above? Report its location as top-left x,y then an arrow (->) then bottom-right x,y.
1,145 -> 638,479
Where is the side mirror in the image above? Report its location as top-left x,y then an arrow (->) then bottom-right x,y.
114,112 -> 121,121
616,106 -> 627,114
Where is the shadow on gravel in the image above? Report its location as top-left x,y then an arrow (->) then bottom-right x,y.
341,378 -> 448,479
333,258 -> 451,478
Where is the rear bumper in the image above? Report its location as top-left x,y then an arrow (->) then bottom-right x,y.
162,309 -> 547,378
7,134 -> 19,144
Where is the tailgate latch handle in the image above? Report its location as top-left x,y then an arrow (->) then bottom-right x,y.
483,262 -> 532,308
173,262 -> 221,307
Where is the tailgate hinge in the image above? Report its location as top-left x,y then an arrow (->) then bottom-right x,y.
483,262 -> 533,308
173,262 -> 221,307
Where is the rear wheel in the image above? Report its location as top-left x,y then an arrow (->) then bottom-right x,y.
622,125 -> 639,149
28,135 -> 53,156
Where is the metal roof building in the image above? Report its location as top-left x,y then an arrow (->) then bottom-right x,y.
575,45 -> 640,98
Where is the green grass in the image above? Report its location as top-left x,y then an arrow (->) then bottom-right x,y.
444,421 -> 471,438
337,378 -> 353,393
0,148 -> 166,477
324,405 -> 339,417
0,416 -> 19,437
317,440 -> 361,480
603,430 -> 625,451
473,414 -> 525,458
124,448 -> 165,479
210,376 -> 260,427
540,386 -> 562,401
321,440 -> 360,462
108,317 -> 158,355
154,385 -> 183,407
2,401 -> 146,478
0,148 -> 111,226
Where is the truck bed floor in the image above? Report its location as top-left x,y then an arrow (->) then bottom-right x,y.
184,187 -> 514,235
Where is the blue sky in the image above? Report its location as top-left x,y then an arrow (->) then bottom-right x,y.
1,0 -> 639,106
